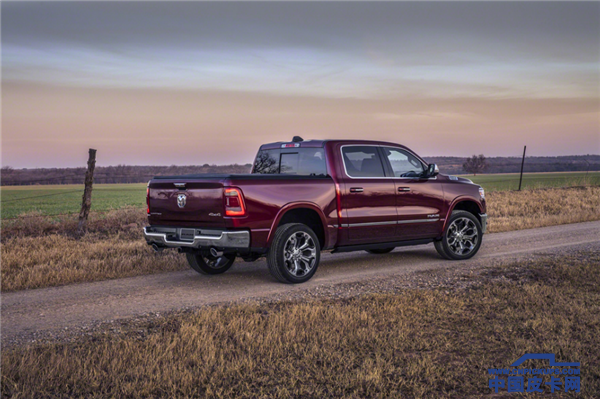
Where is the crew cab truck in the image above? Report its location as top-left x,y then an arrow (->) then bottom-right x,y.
144,138 -> 487,284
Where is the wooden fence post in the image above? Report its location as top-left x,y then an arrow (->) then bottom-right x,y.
518,145 -> 527,191
77,148 -> 97,234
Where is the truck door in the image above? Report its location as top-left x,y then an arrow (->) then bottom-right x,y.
339,145 -> 397,243
380,146 -> 445,240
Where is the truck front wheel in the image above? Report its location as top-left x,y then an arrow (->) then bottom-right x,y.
267,223 -> 321,284
434,210 -> 483,260
186,251 -> 235,275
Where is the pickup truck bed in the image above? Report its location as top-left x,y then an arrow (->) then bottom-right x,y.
147,174 -> 336,250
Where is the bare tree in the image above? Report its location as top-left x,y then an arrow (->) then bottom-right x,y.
463,154 -> 488,176
252,151 -> 278,174
1,166 -> 14,175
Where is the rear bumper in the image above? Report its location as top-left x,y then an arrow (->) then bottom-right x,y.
480,213 -> 488,234
143,226 -> 250,249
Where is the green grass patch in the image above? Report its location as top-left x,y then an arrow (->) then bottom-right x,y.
0,183 -> 147,220
468,171 -> 600,192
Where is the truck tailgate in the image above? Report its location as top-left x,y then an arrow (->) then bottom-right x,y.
148,179 -> 226,227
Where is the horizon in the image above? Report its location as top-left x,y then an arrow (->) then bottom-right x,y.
2,2 -> 599,168
3,153 -> 600,171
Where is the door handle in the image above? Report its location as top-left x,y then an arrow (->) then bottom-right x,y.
349,187 -> 364,193
398,187 -> 411,192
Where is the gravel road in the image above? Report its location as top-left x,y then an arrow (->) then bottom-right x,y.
2,221 -> 599,344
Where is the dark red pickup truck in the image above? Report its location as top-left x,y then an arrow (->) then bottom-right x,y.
144,138 -> 487,283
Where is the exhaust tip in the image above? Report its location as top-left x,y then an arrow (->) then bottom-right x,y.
151,243 -> 163,253
209,247 -> 219,257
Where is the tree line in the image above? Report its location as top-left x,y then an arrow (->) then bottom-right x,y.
0,164 -> 252,186
427,155 -> 600,175
1,155 -> 599,185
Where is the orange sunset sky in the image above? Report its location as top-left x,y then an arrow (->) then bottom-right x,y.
2,2 -> 599,168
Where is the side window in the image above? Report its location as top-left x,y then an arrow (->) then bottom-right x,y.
382,147 -> 425,177
341,146 -> 385,178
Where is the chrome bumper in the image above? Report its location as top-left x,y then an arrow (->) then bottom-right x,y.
480,213 -> 488,234
143,226 -> 250,249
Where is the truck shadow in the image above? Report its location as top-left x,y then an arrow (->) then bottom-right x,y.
214,245 -> 444,284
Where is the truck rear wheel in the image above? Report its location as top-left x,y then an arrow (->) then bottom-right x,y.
267,223 -> 321,284
186,251 -> 235,275
434,210 -> 483,260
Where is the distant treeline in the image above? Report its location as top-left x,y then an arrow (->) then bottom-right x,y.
1,155 -> 599,186
425,155 -> 600,175
0,164 -> 252,186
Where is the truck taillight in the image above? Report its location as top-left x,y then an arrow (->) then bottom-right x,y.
146,185 -> 150,214
224,187 -> 246,216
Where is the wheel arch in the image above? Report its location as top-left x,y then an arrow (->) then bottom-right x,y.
444,197 -> 484,232
267,202 -> 328,249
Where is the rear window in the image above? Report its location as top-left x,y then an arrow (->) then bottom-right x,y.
252,148 -> 327,176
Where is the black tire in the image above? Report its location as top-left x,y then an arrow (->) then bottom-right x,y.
365,247 -> 395,254
267,223 -> 321,284
186,251 -> 235,275
434,210 -> 483,260
434,240 -> 452,260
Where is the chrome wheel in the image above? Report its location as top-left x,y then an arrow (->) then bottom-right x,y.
283,231 -> 317,277
267,223 -> 321,284
447,217 -> 478,256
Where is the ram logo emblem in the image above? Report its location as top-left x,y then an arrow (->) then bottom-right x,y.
177,193 -> 187,208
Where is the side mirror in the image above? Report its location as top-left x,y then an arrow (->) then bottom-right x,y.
426,163 -> 439,178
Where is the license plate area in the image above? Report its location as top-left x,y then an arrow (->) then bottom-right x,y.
179,228 -> 195,241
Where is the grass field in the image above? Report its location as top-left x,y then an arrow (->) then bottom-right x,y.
467,171 -> 600,192
3,252 -> 598,398
0,183 -> 147,220
1,172 -> 599,220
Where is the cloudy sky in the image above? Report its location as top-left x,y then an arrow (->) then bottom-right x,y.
2,1 -> 599,168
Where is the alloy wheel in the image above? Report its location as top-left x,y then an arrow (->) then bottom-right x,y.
283,231 -> 317,277
447,217 -> 479,256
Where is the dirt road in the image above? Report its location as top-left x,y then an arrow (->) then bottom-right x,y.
2,221 -> 599,344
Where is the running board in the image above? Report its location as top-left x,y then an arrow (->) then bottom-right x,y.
331,238 -> 434,254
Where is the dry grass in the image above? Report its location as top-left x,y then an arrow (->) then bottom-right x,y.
0,207 -> 147,241
1,186 -> 599,292
0,234 -> 184,292
2,253 -> 599,398
1,209 -> 185,292
486,186 -> 600,233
